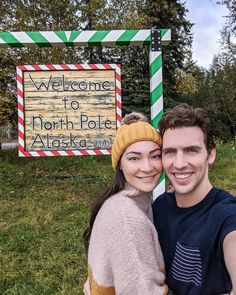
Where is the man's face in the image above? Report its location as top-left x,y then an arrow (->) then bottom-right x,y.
162,126 -> 216,203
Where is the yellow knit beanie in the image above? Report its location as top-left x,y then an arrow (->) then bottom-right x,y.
111,112 -> 162,170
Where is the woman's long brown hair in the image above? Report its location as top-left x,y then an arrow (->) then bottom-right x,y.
82,168 -> 126,252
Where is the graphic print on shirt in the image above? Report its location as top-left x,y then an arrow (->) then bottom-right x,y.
171,242 -> 202,287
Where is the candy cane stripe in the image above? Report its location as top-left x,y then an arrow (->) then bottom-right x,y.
150,68 -> 162,93
88,31 -> 110,46
73,31 -> 97,46
130,30 -> 150,45
12,32 -> 38,47
0,30 -> 171,48
116,30 -> 139,45
151,96 -> 163,120
0,32 -> 24,47
16,63 -> 121,157
40,31 -> 66,46
26,32 -> 52,47
101,30 -> 126,46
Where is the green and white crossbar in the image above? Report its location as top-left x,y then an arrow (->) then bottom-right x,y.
0,29 -> 170,48
0,29 -> 171,197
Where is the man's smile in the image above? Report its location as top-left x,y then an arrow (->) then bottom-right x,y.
173,173 -> 193,180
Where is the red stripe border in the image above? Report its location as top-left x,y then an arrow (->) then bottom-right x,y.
16,64 -> 121,157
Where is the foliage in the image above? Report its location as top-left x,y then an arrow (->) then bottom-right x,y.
175,1 -> 236,141
0,51 -> 17,130
176,69 -> 197,96
79,0 -> 149,30
0,0 -> 83,133
0,0 -> 235,142
208,64 -> 236,140
217,0 -> 236,65
175,64 -> 236,141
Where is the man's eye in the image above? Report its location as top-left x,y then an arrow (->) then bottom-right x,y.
186,149 -> 198,154
163,150 -> 174,155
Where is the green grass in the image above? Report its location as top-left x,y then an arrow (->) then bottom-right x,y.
209,141 -> 236,194
0,143 -> 235,294
0,150 -> 113,295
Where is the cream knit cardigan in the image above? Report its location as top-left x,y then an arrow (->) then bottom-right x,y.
88,185 -> 168,295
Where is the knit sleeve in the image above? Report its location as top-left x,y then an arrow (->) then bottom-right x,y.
109,212 -> 168,295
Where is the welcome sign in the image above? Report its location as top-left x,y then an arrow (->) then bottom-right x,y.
17,64 -> 121,157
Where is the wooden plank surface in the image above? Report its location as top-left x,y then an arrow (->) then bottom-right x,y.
23,69 -> 117,151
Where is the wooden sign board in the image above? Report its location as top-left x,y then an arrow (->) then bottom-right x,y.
17,64 -> 122,157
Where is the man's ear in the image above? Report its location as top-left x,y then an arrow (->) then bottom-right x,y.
208,148 -> 216,165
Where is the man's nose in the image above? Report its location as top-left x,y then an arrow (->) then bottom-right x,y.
173,151 -> 187,169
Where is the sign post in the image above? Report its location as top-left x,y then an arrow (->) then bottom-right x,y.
0,29 -> 171,194
150,29 -> 165,197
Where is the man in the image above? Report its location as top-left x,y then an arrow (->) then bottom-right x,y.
153,103 -> 236,295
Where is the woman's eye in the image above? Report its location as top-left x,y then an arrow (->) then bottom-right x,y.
152,154 -> 161,159
128,157 -> 139,161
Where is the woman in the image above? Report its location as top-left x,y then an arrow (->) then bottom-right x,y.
83,113 -> 168,295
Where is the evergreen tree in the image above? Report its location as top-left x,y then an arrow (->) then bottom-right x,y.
0,52 -> 17,131
217,0 -> 236,65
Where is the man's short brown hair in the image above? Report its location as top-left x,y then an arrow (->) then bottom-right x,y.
158,103 -> 215,151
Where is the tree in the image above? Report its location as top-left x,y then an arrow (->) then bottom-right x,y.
1,0 -> 194,127
0,52 -> 17,130
0,0 -> 83,132
208,59 -> 236,140
78,0 -> 194,115
217,0 -> 236,64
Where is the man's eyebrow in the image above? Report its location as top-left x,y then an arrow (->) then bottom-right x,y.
162,145 -> 202,151
184,145 -> 202,150
162,147 -> 175,152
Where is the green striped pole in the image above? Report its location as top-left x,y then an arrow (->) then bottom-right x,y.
149,30 -> 165,199
0,30 -> 170,48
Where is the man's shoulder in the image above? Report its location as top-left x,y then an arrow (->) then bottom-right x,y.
210,188 -> 236,219
213,187 -> 236,203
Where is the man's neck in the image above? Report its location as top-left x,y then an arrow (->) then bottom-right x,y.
175,181 -> 213,208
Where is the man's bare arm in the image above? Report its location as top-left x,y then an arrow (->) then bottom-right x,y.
223,230 -> 236,295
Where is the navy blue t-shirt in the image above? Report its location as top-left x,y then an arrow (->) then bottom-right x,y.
152,188 -> 236,295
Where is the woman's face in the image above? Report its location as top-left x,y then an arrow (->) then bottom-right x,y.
120,141 -> 162,192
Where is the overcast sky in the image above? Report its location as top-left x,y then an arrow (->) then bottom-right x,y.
184,0 -> 228,69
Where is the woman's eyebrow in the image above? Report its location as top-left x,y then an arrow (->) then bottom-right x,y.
125,151 -> 141,155
125,148 -> 161,156
150,148 -> 161,153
